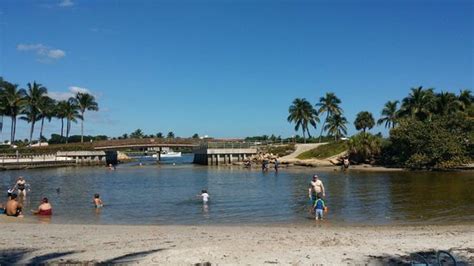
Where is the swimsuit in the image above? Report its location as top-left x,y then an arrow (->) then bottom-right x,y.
18,183 -> 25,191
37,209 -> 52,216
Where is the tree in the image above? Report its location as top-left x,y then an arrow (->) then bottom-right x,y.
55,100 -> 69,142
156,132 -> 163,138
399,86 -> 435,121
0,80 -> 26,143
76,92 -> 99,143
287,98 -> 319,143
387,115 -> 471,169
377,100 -> 399,129
121,133 -> 128,139
316,92 -> 342,143
458,89 -> 473,113
348,133 -> 383,164
64,98 -> 82,143
324,114 -> 348,141
37,95 -> 56,145
167,131 -> 175,138
22,81 -> 48,145
192,133 -> 199,139
354,111 -> 375,132
130,129 -> 144,139
434,91 -> 461,116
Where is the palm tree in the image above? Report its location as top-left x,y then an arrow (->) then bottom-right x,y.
316,92 -> 342,142
55,100 -> 69,142
64,97 -> 81,143
434,91 -> 460,116
458,89 -> 473,113
324,114 -> 348,141
400,86 -> 435,120
75,92 -> 99,143
1,81 -> 26,143
22,82 -> 48,145
37,96 -> 56,145
287,98 -> 319,143
167,131 -> 175,138
354,111 -> 375,133
377,100 -> 399,129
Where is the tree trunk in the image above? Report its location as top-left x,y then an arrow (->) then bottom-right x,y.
302,128 -> 306,144
319,112 -> 329,143
10,116 -> 15,143
66,119 -> 70,144
29,120 -> 36,145
81,111 -> 84,143
39,117 -> 45,147
60,118 -> 64,142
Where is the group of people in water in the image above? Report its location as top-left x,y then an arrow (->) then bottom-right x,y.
1,176 -> 104,218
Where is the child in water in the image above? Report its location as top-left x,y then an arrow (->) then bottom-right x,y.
199,190 -> 210,203
93,194 -> 104,208
313,194 -> 326,220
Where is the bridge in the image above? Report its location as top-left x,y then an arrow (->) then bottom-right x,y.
92,138 -> 199,150
91,138 -> 258,165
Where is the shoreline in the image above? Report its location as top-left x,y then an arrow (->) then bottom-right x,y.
0,223 -> 472,264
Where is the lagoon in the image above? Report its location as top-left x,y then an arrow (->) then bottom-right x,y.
1,155 -> 473,225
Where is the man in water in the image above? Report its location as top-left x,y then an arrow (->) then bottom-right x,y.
5,193 -> 23,217
308,174 -> 326,204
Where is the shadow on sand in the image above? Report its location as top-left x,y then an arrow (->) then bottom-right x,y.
366,249 -> 472,266
0,248 -> 166,265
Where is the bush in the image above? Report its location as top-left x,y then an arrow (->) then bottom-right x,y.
348,133 -> 383,164
386,114 -> 472,169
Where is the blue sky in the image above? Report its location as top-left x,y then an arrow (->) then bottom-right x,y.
0,0 -> 472,140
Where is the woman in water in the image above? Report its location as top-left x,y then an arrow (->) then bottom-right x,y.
32,197 -> 52,216
12,176 -> 28,198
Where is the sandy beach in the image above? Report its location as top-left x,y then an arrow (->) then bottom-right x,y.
0,222 -> 472,265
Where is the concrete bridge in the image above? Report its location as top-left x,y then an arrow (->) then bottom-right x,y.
92,138 -> 258,165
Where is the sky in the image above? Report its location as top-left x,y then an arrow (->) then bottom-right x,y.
0,0 -> 472,140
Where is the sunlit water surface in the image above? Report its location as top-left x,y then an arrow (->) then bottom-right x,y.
1,155 -> 473,225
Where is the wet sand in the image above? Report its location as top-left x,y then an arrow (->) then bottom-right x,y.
0,222 -> 472,264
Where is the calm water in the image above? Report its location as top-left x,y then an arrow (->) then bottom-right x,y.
1,155 -> 473,225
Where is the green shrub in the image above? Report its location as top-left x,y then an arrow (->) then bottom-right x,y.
348,133 -> 383,164
386,114 -> 472,169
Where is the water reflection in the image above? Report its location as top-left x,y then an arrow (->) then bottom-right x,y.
0,162 -> 473,225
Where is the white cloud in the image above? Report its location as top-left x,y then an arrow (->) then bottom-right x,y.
48,86 -> 94,101
69,86 -> 92,95
16,43 -> 66,61
59,0 -> 74,7
47,49 -> 66,59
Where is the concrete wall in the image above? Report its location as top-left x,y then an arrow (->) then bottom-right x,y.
193,148 -> 257,165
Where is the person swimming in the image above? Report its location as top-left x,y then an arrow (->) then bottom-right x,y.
5,193 -> 23,217
93,193 -> 104,208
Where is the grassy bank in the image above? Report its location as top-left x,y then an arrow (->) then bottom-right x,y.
261,144 -> 296,157
297,141 -> 347,160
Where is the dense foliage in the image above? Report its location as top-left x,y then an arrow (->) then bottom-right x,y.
347,133 -> 383,164
384,114 -> 472,169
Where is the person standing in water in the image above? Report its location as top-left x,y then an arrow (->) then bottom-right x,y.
274,159 -> 279,172
198,190 -> 210,203
12,176 -> 28,198
308,175 -> 326,203
93,194 -> 104,208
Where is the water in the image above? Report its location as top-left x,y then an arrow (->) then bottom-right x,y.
1,155 -> 473,225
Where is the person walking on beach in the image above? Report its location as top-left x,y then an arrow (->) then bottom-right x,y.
313,194 -> 326,220
5,193 -> 23,217
32,197 -> 52,216
93,194 -> 104,208
11,176 -> 28,198
308,174 -> 326,204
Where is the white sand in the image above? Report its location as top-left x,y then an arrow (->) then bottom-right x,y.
0,222 -> 472,264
